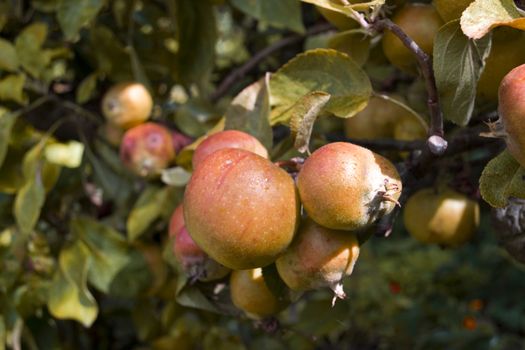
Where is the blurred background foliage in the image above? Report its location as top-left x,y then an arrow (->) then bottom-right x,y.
0,0 -> 524,349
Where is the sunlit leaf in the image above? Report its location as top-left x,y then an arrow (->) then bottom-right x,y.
480,150 -> 525,207
45,141 -> 85,168
231,0 -> 305,33
434,20 -> 492,125
57,0 -> 105,41
225,74 -> 273,150
47,242 -> 98,327
460,0 -> 525,39
270,49 -> 371,124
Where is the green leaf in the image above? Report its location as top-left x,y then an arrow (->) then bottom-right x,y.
327,30 -> 371,66
47,241 -> 98,327
76,73 -> 98,104
433,20 -> 492,126
0,110 -> 16,169
0,74 -> 26,104
225,74 -> 273,150
15,23 -> 51,78
13,142 -> 47,233
288,91 -> 331,154
57,0 -> 105,41
173,0 -> 217,88
479,150 -> 525,207
0,315 -> 5,350
127,186 -> 170,241
460,0 -> 525,39
44,141 -> 85,168
88,26 -> 132,81
0,38 -> 19,72
71,217 -> 130,293
161,166 -> 192,187
13,174 -> 45,233
231,0 -> 305,33
108,247 -> 152,297
270,49 -> 371,124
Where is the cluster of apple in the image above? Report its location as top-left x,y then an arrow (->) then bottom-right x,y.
168,129 -> 402,318
101,82 -> 191,178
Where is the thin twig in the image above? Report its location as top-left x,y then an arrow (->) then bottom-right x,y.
210,23 -> 333,102
373,18 -> 446,154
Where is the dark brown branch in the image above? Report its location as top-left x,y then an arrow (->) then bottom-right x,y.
210,23 -> 333,102
373,18 -> 446,155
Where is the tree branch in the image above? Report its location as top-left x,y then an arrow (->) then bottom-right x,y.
373,18 -> 446,155
210,23 -> 333,102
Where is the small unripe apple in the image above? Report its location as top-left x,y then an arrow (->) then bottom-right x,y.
230,268 -> 289,319
433,0 -> 472,22
382,4 -> 444,73
168,205 -> 229,281
297,142 -> 402,231
192,130 -> 268,170
497,63 -> 525,167
120,122 -> 175,177
344,95 -> 426,141
477,29 -> 525,103
102,82 -> 153,129
276,218 -> 360,303
184,148 -> 298,270
403,187 -> 480,246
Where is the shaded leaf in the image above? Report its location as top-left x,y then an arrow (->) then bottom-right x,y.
225,74 -> 273,150
288,91 -> 331,154
15,23 -> 51,78
47,242 -> 98,327
480,150 -> 525,207
0,38 -> 19,71
0,110 -> 16,168
57,0 -> 105,41
161,166 -> 192,186
109,248 -> 154,298
76,73 -> 98,104
0,74 -> 26,104
72,217 -> 130,293
173,0 -> 217,88
434,21 -> 492,126
231,0 -> 305,33
127,186 -> 170,241
460,0 -> 525,39
327,30 -> 371,66
270,49 -> 371,124
13,142 -> 47,233
175,275 -> 222,314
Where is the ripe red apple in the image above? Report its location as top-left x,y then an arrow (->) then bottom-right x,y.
297,142 -> 402,231
192,130 -> 268,169
183,148 -> 298,269
120,122 -> 175,177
